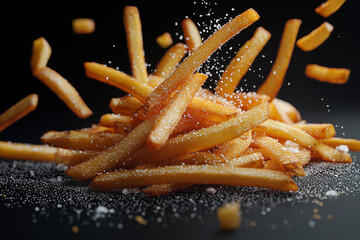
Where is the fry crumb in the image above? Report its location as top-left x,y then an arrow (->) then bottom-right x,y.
250,220 -> 257,227
72,225 -> 79,233
327,214 -> 333,220
217,202 -> 241,231
134,215 -> 148,225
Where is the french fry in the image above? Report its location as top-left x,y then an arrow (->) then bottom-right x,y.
269,100 -> 294,124
305,64 -> 350,84
41,130 -> 126,151
226,151 -> 264,168
72,18 -> 95,34
217,202 -> 241,231
84,62 -> 153,102
99,113 -> 133,129
147,75 -> 164,88
147,73 -> 208,149
254,135 -> 305,176
226,91 -> 270,111
30,37 -> 52,73
0,141 -> 71,164
257,19 -> 302,100
315,0 -> 347,18
34,67 -> 93,118
109,96 -> 143,115
254,120 -> 352,163
296,22 -> 333,52
196,88 -> 238,110
213,131 -> 252,158
142,183 -> 192,196
65,118 -> 156,181
90,165 -> 298,192
127,103 -> 269,167
294,123 -> 336,139
272,98 -> 301,123
181,18 -> 202,53
154,43 -> 187,78
216,27 -> 271,97
123,6 -> 148,82
0,94 -> 38,132
143,9 -> 260,112
322,137 -> 360,151
156,32 -> 173,48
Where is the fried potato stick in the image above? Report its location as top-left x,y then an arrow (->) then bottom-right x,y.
182,18 -> 202,53
156,32 -> 173,48
109,96 -> 143,115
0,94 -> 38,132
257,19 -> 301,100
90,165 -> 298,192
72,18 -> 95,34
294,123 -> 336,139
154,43 -> 187,78
34,67 -> 93,118
30,37 -> 52,73
213,131 -> 252,158
315,0 -> 347,18
305,64 -> 350,84
216,27 -> 271,97
296,22 -> 333,52
322,137 -> 360,151
123,6 -> 148,82
143,9 -> 260,112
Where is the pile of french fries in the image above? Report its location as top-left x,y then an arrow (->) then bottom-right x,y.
1,1 -> 359,196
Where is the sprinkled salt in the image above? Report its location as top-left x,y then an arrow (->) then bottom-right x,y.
206,187 -> 216,194
325,190 -> 339,197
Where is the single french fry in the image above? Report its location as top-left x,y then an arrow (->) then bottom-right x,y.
216,27 -> 271,97
269,100 -> 293,124
257,19 -> 302,100
41,130 -> 126,151
226,91 -> 270,111
143,9 -> 260,112
142,183 -> 192,196
123,6 -> 148,82
182,18 -> 202,53
154,43 -> 187,78
109,96 -> 143,115
254,135 -> 305,176
213,131 -> 252,158
90,165 -> 298,192
0,141 -> 71,163
296,22 -> 333,52
66,118 -> 156,181
272,98 -> 301,123
305,64 -> 350,84
322,137 -> 360,151
294,123 -> 336,139
156,32 -> 173,48
72,18 -> 95,34
254,119 -> 352,163
315,0 -> 347,18
34,67 -> 93,118
30,37 -> 52,73
217,202 -> 241,231
99,114 -> 134,133
55,149 -> 100,166
86,125 -> 115,134
147,73 -> 208,149
127,103 -> 269,167
227,152 -> 264,168
84,62 -> 153,102
0,94 -> 38,132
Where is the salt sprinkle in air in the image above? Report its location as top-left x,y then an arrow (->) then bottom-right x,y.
325,190 -> 339,197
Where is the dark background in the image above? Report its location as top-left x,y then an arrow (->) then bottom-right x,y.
1,0 -> 360,239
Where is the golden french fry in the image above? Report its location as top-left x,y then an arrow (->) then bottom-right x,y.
142,183 -> 192,196
156,32 -> 173,48
66,118 -> 156,181
257,19 -> 302,100
154,43 -> 187,78
182,18 -> 202,53
41,130 -> 126,151
123,6 -> 148,82
269,100 -> 294,124
109,96 -> 143,116
254,120 -> 352,163
127,103 -> 269,167
315,0 -> 347,18
271,98 -> 301,123
294,123 -> 336,139
84,62 -> 153,102
0,94 -> 38,132
147,73 -> 208,149
254,135 -> 305,176
34,67 -> 93,118
0,141 -> 71,163
227,152 -> 264,168
226,91 -> 270,111
30,37 -> 52,73
322,137 -> 360,151
143,9 -> 260,112
296,22 -> 333,51
99,113 -> 133,129
90,165 -> 298,192
217,202 -> 241,231
213,131 -> 252,158
305,64 -> 350,84
216,27 -> 271,97
72,18 -> 95,34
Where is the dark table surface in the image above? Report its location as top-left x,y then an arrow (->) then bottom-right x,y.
1,0 -> 360,239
